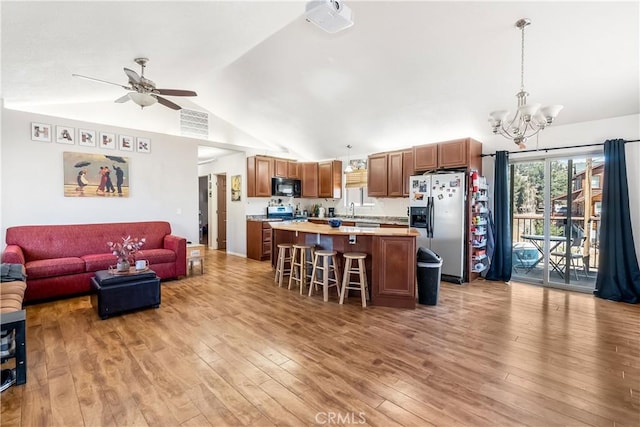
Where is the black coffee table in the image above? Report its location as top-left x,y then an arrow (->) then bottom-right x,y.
91,269 -> 160,319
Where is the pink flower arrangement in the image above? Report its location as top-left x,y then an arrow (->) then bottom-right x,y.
107,235 -> 146,263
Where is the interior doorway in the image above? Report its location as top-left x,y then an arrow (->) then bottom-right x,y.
198,175 -> 208,245
217,174 -> 227,251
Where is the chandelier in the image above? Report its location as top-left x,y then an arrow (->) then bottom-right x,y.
489,18 -> 563,149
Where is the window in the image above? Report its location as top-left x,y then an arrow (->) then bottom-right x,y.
343,160 -> 374,207
591,175 -> 601,189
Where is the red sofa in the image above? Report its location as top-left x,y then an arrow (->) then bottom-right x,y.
2,221 -> 186,302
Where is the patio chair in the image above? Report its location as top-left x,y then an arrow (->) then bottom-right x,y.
512,242 -> 538,274
551,236 -> 587,280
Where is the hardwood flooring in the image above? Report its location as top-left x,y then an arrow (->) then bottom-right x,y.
2,249 -> 639,426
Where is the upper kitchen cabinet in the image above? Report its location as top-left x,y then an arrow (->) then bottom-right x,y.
387,151 -> 404,197
413,138 -> 482,172
301,162 -> 319,198
287,161 -> 300,179
413,144 -> 438,172
367,153 -> 388,197
274,158 -> 288,177
402,150 -> 414,197
438,138 -> 482,169
247,155 -> 273,197
318,160 -> 342,199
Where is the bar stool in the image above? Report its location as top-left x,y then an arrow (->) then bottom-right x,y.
340,252 -> 369,307
274,243 -> 293,287
289,244 -> 314,294
309,250 -> 342,302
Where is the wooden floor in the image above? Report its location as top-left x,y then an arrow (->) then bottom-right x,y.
2,250 -> 639,426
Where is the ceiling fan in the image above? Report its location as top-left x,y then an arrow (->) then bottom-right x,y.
72,58 -> 197,110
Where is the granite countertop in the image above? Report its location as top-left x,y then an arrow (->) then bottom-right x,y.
247,215 -> 408,226
270,221 -> 419,237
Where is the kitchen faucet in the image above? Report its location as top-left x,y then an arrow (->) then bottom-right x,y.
349,202 -> 355,218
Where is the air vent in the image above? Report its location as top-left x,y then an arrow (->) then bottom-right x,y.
180,109 -> 209,138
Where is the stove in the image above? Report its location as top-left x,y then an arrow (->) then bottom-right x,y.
267,206 -> 294,220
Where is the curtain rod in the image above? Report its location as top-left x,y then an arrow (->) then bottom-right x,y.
480,139 -> 640,157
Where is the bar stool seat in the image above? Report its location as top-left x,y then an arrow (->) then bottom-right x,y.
289,244 -> 314,295
309,250 -> 341,302
274,243 -> 293,287
340,252 -> 369,307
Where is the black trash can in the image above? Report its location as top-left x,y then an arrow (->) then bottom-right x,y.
417,247 -> 443,305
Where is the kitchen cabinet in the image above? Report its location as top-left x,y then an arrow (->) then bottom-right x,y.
287,161 -> 300,179
402,150 -> 414,196
247,220 -> 272,261
318,160 -> 342,199
413,138 -> 482,172
367,153 -> 388,197
247,156 -> 273,197
301,162 -> 319,198
387,151 -> 404,197
274,158 -> 288,177
368,150 -> 414,198
413,144 -> 438,171
372,235 -> 416,308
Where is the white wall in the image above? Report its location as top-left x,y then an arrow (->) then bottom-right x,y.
482,114 -> 640,259
1,107 -> 200,244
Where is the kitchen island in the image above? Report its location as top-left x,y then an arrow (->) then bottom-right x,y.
270,221 -> 420,308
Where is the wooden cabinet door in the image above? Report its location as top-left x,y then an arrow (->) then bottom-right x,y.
331,160 -> 342,199
413,144 -> 438,172
402,150 -> 414,197
438,139 -> 468,169
301,162 -> 318,198
287,161 -> 300,179
318,161 -> 333,198
246,157 -> 256,197
387,151 -> 404,197
367,153 -> 388,197
274,159 -> 288,177
371,236 -> 416,308
255,156 -> 273,197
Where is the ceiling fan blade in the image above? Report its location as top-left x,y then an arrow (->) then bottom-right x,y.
156,95 -> 181,110
72,73 -> 131,90
123,67 -> 141,84
114,94 -> 131,103
154,89 -> 197,97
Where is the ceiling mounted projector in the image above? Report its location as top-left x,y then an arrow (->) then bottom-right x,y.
305,0 -> 353,34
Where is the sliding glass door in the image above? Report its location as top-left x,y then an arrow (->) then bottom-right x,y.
511,154 -> 601,291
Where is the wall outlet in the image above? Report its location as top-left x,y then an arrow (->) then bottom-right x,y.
349,235 -> 356,244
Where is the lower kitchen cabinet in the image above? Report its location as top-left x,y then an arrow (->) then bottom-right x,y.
247,220 -> 272,261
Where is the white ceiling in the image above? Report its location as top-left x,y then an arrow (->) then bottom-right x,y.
2,1 -> 638,162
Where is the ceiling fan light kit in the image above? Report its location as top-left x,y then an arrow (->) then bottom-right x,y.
72,57 -> 197,110
305,0 -> 353,34
488,18 -> 563,149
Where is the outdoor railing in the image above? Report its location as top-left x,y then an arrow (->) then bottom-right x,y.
513,213 -> 600,270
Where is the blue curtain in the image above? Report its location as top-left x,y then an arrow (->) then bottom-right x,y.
486,151 -> 512,281
594,139 -> 640,303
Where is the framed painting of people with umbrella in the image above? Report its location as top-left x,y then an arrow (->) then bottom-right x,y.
63,152 -> 130,197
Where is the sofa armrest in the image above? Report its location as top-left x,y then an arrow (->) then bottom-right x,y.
2,245 -> 26,265
164,234 -> 187,276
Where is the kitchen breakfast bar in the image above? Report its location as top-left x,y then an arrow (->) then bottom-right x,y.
270,221 -> 420,308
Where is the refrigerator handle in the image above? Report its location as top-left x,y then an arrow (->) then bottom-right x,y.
429,196 -> 435,238
427,197 -> 433,238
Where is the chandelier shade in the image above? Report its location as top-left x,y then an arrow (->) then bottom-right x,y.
128,92 -> 158,108
488,18 -> 563,149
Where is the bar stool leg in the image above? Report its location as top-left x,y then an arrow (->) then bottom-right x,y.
288,246 -> 298,290
358,258 -> 367,308
309,253 -> 318,297
340,257 -> 351,305
332,254 -> 342,300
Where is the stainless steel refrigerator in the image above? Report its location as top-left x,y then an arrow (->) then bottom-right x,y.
409,172 -> 466,283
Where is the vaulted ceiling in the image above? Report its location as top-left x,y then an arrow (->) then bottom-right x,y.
2,1 -> 638,162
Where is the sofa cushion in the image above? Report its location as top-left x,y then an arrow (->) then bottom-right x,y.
26,258 -> 85,279
82,253 -> 118,273
135,249 -> 176,265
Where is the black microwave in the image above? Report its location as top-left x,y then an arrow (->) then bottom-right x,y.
271,177 -> 301,198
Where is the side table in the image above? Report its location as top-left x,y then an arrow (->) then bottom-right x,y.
91,269 -> 160,319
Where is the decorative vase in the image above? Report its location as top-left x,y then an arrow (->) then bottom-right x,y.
116,259 -> 130,272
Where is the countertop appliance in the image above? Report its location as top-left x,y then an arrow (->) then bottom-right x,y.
327,207 -> 335,217
271,177 -> 301,198
267,206 -> 294,220
409,172 -> 466,283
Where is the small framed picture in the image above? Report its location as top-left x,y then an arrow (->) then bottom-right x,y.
31,122 -> 52,142
78,129 -> 96,147
100,132 -> 116,150
56,126 -> 75,144
136,137 -> 151,153
119,135 -> 134,151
